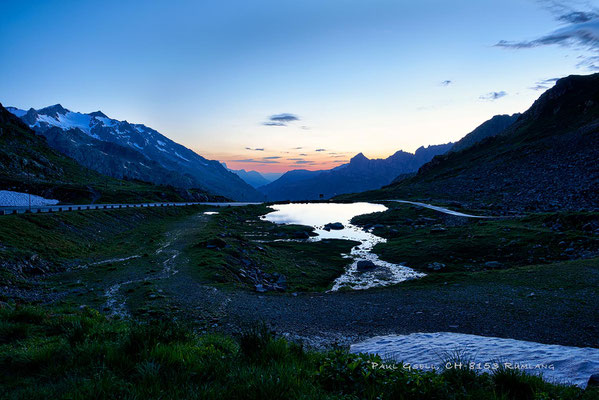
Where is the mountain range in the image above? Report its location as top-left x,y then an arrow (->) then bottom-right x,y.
342,73 -> 599,212
259,144 -> 455,201
7,105 -> 261,201
0,103 -> 218,204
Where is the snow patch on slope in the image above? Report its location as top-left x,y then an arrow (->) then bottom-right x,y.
0,190 -> 59,206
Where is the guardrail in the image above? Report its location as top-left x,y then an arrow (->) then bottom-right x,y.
0,202 -> 261,216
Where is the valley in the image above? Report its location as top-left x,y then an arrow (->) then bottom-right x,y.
2,202 -> 597,350
2,70 -> 599,399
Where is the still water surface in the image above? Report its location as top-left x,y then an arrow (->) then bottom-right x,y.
263,202 -> 424,290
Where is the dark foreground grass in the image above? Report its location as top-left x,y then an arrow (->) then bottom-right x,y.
0,304 -> 596,400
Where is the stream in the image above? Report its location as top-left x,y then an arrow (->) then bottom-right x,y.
263,202 -> 425,290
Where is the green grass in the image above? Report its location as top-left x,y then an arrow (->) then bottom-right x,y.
0,304 -> 596,400
185,204 -> 359,291
350,202 -> 599,273
0,206 -> 209,286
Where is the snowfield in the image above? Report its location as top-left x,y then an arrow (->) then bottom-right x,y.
0,190 -> 59,207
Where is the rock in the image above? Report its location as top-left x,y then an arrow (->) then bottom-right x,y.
427,262 -> 446,271
356,260 -> 377,271
484,261 -> 503,269
324,222 -> 344,230
254,284 -> 267,293
430,226 -> 447,233
205,237 -> 227,249
588,374 -> 599,388
293,231 -> 311,239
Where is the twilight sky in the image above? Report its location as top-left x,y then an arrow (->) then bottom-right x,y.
1,0 -> 598,172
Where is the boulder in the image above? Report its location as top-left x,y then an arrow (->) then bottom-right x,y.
324,222 -> 344,231
293,231 -> 311,239
588,373 -> 599,388
356,260 -> 377,271
484,261 -> 503,269
204,237 -> 227,249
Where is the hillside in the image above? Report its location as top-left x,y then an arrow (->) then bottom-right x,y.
341,73 -> 599,212
8,105 -> 261,201
259,144 -> 453,201
450,113 -> 520,152
0,103 -> 220,204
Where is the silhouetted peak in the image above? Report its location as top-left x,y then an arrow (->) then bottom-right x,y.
350,152 -> 368,163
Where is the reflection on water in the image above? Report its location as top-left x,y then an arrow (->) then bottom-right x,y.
263,202 -> 424,290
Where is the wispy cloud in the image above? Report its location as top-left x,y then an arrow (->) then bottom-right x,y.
292,147 -> 303,150
245,147 -> 265,151
315,148 -> 326,152
495,1 -> 599,70
440,80 -> 453,86
530,77 -> 560,90
263,156 -> 281,160
262,113 -> 300,127
233,158 -> 279,164
479,91 -> 508,101
294,160 -> 315,164
299,153 -> 308,156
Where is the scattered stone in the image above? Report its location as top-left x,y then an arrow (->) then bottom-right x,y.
356,260 -> 377,271
430,226 -> 447,233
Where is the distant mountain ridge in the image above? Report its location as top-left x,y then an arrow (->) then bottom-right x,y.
230,169 -> 271,188
341,73 -> 599,212
259,143 -> 454,201
7,105 -> 261,201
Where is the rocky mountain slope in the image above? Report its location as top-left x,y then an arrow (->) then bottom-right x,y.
450,113 -> 520,152
8,105 -> 261,200
259,143 -> 453,201
342,73 -> 599,212
0,103 -> 219,204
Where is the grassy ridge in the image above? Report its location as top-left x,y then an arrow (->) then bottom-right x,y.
351,202 -> 599,273
0,206 -> 209,286
0,305 -> 596,400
